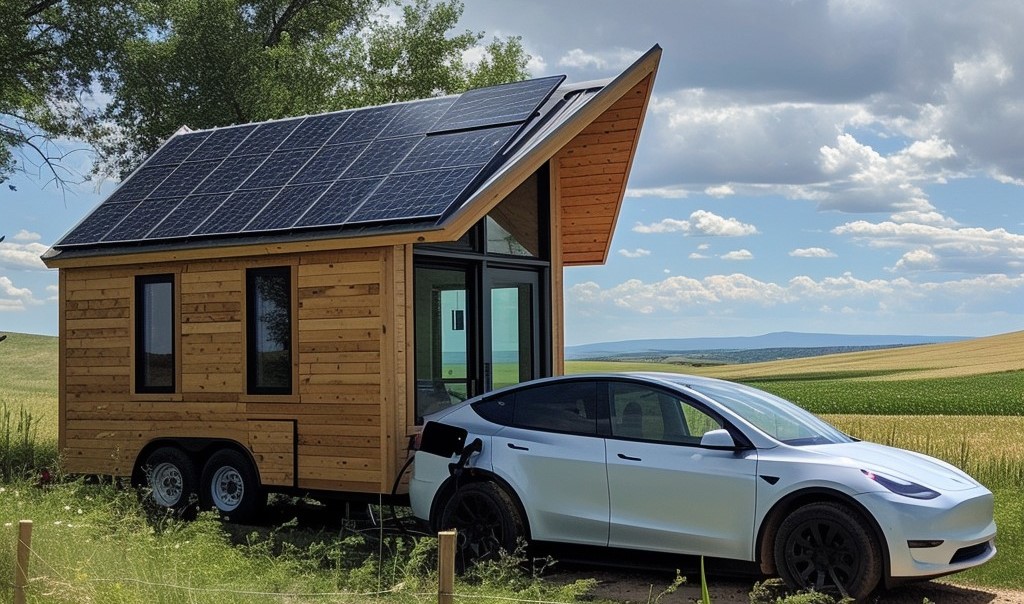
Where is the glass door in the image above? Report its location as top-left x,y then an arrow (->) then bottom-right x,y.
414,266 -> 473,420
486,268 -> 541,391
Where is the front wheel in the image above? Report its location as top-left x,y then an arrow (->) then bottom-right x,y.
439,482 -> 524,566
774,502 -> 883,600
199,449 -> 266,523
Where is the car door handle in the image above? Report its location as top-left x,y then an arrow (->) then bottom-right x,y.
617,453 -> 642,461
507,443 -> 529,451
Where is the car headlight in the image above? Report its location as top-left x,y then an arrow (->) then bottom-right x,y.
862,469 -> 940,500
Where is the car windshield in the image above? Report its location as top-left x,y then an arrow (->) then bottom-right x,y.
686,381 -> 853,446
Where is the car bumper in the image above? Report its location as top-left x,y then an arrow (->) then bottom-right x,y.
855,485 -> 996,580
409,451 -> 452,523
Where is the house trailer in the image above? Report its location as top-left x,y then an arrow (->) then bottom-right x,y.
41,47 -> 661,518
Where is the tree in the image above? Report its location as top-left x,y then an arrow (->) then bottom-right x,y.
0,0 -> 138,188
98,0 -> 530,178
1,0 -> 529,187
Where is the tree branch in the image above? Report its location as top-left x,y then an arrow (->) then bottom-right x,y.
264,0 -> 312,47
22,0 -> 60,19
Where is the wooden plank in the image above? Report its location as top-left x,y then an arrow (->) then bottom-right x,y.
298,433 -> 379,448
297,478 -> 379,493
297,294 -> 380,310
66,365 -> 131,376
181,311 -> 241,323
298,340 -> 380,354
298,260 -> 381,276
299,317 -> 383,332
298,283 -> 380,298
181,322 -> 240,335
558,150 -> 632,168
65,308 -> 129,320
301,374 -> 381,387
66,298 -> 129,311
297,305 -> 379,320
248,402 -> 380,415
299,329 -> 381,343
561,173 -> 625,189
560,182 -> 623,197
300,455 -> 381,472
559,161 -> 630,179
180,270 -> 241,284
297,271 -> 380,288
299,362 -> 381,375
66,288 -> 131,301
297,350 -> 381,364
296,466 -> 379,483
182,373 -> 244,392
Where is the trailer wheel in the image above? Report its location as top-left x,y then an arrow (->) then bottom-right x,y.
439,482 -> 524,567
144,447 -> 198,513
200,449 -> 265,523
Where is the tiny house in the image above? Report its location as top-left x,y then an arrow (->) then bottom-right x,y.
41,47 -> 660,518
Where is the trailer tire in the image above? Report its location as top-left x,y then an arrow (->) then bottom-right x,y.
200,449 -> 265,523
144,447 -> 198,514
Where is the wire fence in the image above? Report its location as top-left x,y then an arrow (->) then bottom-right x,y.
6,521 -> 587,604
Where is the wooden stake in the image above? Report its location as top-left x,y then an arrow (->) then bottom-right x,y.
14,520 -> 32,604
438,530 -> 456,604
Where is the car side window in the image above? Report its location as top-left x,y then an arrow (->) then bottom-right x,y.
512,381 -> 599,435
609,382 -> 721,445
473,395 -> 514,426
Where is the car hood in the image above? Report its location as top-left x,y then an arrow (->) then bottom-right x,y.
804,441 -> 981,492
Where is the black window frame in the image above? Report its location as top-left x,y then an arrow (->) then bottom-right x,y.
246,266 -> 293,396
135,273 -> 176,394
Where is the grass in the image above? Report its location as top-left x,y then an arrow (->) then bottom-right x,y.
4,332 -> 1024,595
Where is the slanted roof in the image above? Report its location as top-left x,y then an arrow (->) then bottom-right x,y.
44,45 -> 660,267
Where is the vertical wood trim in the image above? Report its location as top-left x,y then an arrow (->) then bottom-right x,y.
549,159 -> 566,376
379,247 -> 396,492
289,261 -> 299,397
173,272 -> 182,393
403,244 -> 415,436
57,270 -> 67,454
128,272 -> 136,394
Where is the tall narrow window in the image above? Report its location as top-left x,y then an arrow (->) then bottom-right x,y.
247,267 -> 292,395
136,274 -> 175,393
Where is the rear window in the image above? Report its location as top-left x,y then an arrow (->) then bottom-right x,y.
473,395 -> 514,425
513,381 -> 599,435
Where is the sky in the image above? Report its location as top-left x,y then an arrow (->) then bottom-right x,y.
2,0 -> 1023,345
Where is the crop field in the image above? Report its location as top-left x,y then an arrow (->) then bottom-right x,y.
3,330 -> 1024,597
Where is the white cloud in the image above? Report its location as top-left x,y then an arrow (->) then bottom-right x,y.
625,186 -> 689,198
790,247 -> 837,258
0,275 -> 41,311
705,185 -> 734,198
721,249 -> 754,261
833,220 -> 1024,274
618,248 -> 651,258
633,210 -> 758,237
12,230 -> 41,242
688,252 -> 710,259
557,47 -> 641,71
567,271 -> 1024,316
0,240 -> 49,270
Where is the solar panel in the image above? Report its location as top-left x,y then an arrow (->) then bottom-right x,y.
193,155 -> 269,195
231,119 -> 302,156
149,160 -> 221,199
279,113 -> 351,150
245,183 -> 330,231
326,105 -> 401,145
343,136 -> 420,178
101,197 -> 184,242
397,125 -> 518,173
146,131 -> 210,165
189,125 -> 256,161
58,203 -> 139,245
240,148 -> 313,190
192,189 -> 278,235
380,97 -> 455,138
296,178 -> 383,227
54,73 -> 569,249
291,142 -> 367,185
430,75 -> 564,133
148,194 -> 230,239
348,166 -> 480,223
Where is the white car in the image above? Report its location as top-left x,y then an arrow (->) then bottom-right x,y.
409,373 -> 995,599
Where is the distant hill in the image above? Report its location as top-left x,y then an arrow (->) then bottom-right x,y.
565,332 -> 969,361
567,331 -> 1024,381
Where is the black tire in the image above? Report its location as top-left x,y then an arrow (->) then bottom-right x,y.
144,447 -> 198,513
199,449 -> 266,523
439,482 -> 525,566
774,502 -> 883,600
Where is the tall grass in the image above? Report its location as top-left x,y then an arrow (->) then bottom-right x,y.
0,401 -> 57,482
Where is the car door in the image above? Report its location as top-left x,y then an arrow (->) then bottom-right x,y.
605,380 -> 758,561
489,380 -> 610,546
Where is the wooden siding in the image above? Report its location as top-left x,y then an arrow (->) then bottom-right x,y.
60,248 -> 405,495
557,74 -> 654,266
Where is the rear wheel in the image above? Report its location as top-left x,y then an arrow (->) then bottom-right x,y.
144,447 -> 198,513
774,502 -> 882,600
439,482 -> 524,565
200,449 -> 266,523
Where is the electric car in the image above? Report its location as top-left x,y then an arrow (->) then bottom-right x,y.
409,373 -> 995,599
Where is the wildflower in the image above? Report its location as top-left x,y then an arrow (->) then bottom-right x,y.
64,505 -> 71,511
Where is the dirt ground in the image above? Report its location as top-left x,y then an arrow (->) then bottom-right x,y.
549,568 -> 1024,603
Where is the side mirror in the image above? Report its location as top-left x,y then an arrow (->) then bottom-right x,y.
700,429 -> 736,449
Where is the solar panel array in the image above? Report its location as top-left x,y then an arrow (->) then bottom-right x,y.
56,75 -> 566,248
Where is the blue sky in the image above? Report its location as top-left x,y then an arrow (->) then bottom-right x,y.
2,0 -> 1023,345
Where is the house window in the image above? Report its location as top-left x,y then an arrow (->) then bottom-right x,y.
135,274 -> 175,393
246,267 -> 292,395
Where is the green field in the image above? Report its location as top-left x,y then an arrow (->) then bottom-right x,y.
3,331 -> 1024,598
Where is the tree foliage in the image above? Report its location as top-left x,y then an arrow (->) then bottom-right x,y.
2,0 -> 530,185
0,0 -> 136,187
